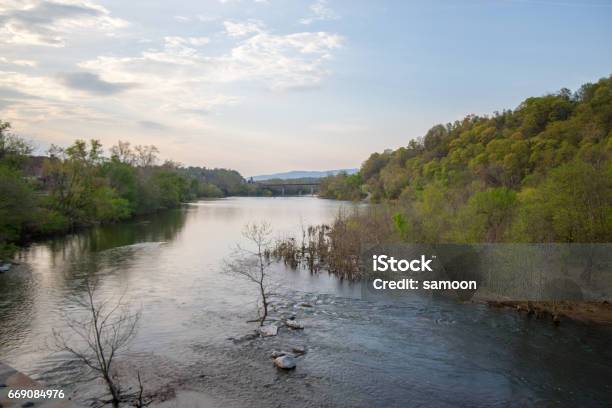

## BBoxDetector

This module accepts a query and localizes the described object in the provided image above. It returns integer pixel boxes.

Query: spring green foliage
[0,132,250,259]
[321,76,612,243]
[319,172,364,200]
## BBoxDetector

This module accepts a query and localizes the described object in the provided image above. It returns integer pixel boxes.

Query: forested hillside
[320,76,611,243]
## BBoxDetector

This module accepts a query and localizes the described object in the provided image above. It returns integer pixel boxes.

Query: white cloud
[223,20,264,38]
[174,14,218,23]
[0,56,37,67]
[81,23,343,92]
[165,36,210,47]
[0,70,71,100]
[0,0,127,47]
[300,0,338,25]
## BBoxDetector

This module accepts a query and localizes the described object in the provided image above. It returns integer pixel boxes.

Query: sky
[1,0,611,176]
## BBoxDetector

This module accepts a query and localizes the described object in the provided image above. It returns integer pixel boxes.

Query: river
[1,197,611,407]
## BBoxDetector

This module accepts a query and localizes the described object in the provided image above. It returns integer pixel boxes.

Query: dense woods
[320,76,612,243]
[0,129,255,258]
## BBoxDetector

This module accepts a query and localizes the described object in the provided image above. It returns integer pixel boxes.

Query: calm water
[1,197,611,407]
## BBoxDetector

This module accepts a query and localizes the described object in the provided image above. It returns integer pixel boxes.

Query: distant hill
[251,169,358,181]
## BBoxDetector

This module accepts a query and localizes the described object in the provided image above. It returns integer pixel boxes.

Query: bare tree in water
[225,221,274,326]
[53,278,141,407]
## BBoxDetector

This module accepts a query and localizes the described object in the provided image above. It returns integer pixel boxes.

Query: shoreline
[482,299,612,325]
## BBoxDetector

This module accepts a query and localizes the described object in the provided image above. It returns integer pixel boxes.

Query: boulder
[273,355,296,369]
[259,325,278,337]
[285,319,304,330]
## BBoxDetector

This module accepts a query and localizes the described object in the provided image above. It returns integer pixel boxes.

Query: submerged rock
[299,303,313,308]
[270,350,294,359]
[291,346,306,355]
[273,355,296,369]
[270,350,286,358]
[259,325,278,337]
[285,319,304,330]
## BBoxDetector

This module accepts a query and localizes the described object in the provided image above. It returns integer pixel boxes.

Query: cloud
[80,24,343,92]
[300,0,338,25]
[0,70,70,100]
[174,14,218,23]
[56,72,135,95]
[0,70,113,124]
[0,85,40,100]
[0,0,127,47]
[0,56,37,67]
[223,20,264,38]
[164,36,210,47]
[138,120,168,130]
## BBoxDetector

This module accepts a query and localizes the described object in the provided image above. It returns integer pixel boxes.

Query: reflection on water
[1,197,611,407]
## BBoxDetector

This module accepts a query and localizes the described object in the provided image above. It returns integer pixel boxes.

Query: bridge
[254,181,320,196]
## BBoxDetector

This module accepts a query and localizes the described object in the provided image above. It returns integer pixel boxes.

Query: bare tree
[53,278,141,407]
[110,141,135,165]
[133,145,159,168]
[224,222,274,326]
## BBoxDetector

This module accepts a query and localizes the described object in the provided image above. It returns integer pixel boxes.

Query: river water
[1,197,611,407]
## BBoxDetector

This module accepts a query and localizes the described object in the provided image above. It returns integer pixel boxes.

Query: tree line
[320,76,611,243]
[0,128,263,259]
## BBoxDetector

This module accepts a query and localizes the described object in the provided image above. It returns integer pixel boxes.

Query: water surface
[1,197,611,407]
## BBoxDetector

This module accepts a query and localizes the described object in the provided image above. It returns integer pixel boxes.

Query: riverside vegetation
[278,76,612,322]
[0,127,271,261]
[318,76,611,244]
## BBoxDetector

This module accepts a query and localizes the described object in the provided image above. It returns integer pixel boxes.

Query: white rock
[259,325,278,337]
[273,355,296,369]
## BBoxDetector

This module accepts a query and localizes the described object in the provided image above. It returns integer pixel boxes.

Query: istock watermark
[369,251,477,293]
[361,244,612,302]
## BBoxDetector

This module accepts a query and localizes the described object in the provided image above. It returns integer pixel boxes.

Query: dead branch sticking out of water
[272,221,361,280]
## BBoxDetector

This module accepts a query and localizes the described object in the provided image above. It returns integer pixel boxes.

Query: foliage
[320,76,612,243]
[319,172,364,200]
[0,131,253,256]
[0,165,35,259]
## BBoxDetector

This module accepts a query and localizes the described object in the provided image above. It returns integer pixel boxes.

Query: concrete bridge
[255,181,320,196]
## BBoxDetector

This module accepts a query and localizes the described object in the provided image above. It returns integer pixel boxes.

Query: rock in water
[291,346,306,355]
[285,319,304,329]
[274,355,296,369]
[259,325,278,337]
[271,350,295,358]
[0,263,11,273]
[270,350,286,358]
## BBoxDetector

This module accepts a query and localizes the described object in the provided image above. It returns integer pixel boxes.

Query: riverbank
[484,299,612,325]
